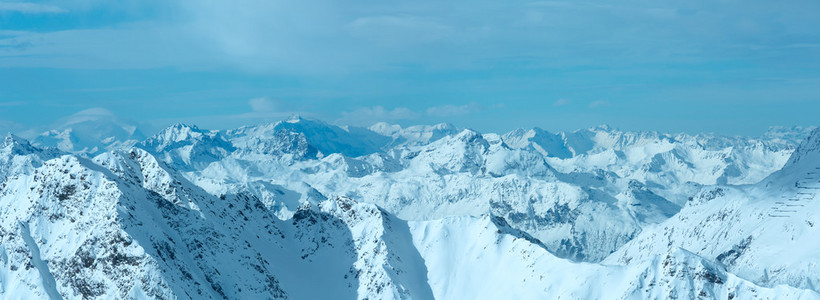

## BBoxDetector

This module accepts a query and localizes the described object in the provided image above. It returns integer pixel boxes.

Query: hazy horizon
[2,106,816,141]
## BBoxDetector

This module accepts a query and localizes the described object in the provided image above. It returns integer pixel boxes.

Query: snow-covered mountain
[369,122,460,148]
[139,123,235,170]
[1,143,455,299]
[30,108,146,156]
[34,117,790,263]
[502,125,797,187]
[0,134,61,182]
[227,116,391,160]
[164,118,800,262]
[0,117,817,299]
[412,215,817,299]
[607,128,820,292]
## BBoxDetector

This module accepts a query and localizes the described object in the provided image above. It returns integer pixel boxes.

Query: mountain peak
[141,123,207,151]
[157,122,204,135]
[140,123,235,164]
[3,132,28,147]
[285,114,305,123]
[268,117,389,157]
[763,125,818,148]
[275,116,332,130]
[2,133,40,156]
[429,122,457,131]
[784,127,820,167]
[370,122,459,147]
[589,124,615,132]
[164,122,201,132]
[368,122,403,135]
[454,128,483,142]
[501,127,574,158]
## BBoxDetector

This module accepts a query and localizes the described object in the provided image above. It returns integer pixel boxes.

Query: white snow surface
[0,118,817,299]
[169,119,799,262]
[608,128,820,291]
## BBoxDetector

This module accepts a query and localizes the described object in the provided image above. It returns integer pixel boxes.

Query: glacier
[0,117,818,299]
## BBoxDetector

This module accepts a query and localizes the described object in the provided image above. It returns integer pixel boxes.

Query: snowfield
[0,117,818,299]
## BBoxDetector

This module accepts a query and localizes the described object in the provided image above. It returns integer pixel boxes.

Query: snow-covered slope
[0,118,816,299]
[0,144,433,299]
[0,134,61,182]
[139,123,235,170]
[122,118,801,263]
[503,126,797,187]
[607,128,820,292]
[763,126,817,146]
[410,215,819,300]
[0,150,296,298]
[228,116,390,159]
[189,126,661,261]
[0,142,814,299]
[369,122,460,148]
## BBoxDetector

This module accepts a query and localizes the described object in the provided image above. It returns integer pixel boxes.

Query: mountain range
[1,115,818,299]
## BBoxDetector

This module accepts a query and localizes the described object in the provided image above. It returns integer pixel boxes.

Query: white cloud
[2,0,817,76]
[426,102,484,117]
[59,107,119,126]
[348,15,455,45]
[553,98,572,107]
[0,2,68,13]
[0,25,217,69]
[588,100,610,109]
[338,106,419,126]
[248,97,277,112]
[219,97,291,120]
[0,119,25,135]
[145,98,296,130]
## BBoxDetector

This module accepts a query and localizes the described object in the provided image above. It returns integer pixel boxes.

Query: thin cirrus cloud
[0,26,219,69]
[229,97,294,120]
[338,102,498,127]
[3,0,819,74]
[248,97,277,113]
[0,0,819,135]
[0,2,68,13]
[588,100,610,109]
[337,106,420,126]
[553,99,572,107]
[426,103,484,117]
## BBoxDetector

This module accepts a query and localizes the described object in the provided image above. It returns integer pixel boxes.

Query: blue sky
[1,0,819,136]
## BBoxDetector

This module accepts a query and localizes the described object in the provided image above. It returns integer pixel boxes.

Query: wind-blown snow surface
[0,118,817,299]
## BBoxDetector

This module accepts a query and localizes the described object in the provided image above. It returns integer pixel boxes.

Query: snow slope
[0,145,814,299]
[0,145,432,299]
[0,118,816,299]
[0,134,61,182]
[607,128,820,292]
[165,119,800,262]
[410,215,819,300]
